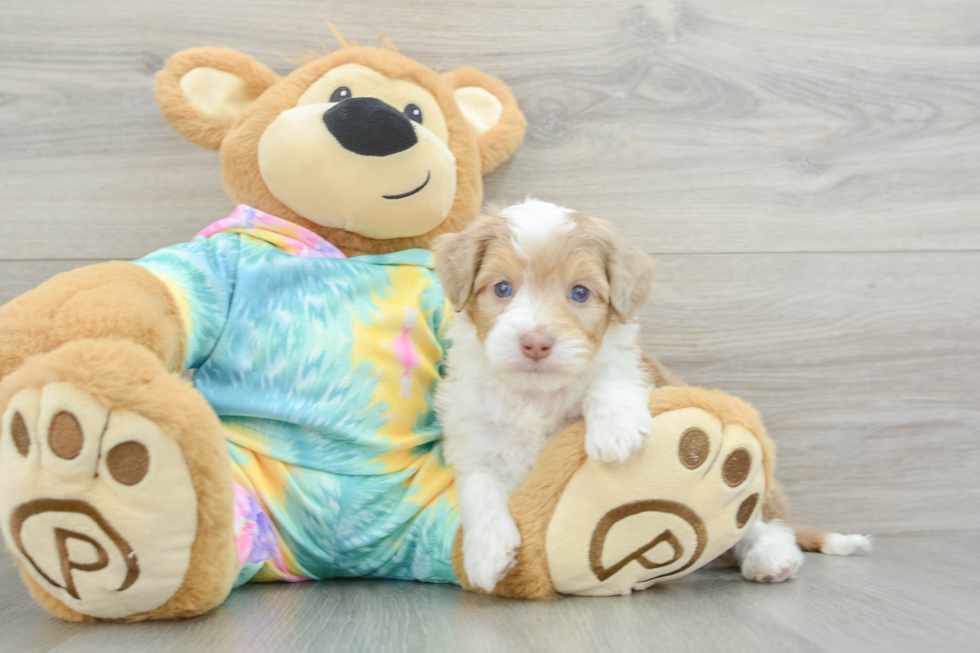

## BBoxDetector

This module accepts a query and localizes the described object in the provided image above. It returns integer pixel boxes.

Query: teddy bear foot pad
[458,386,775,599]
[0,381,199,619]
[0,339,237,622]
[545,397,767,596]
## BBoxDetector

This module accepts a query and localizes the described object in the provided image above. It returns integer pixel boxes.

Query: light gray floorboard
[2,532,977,653]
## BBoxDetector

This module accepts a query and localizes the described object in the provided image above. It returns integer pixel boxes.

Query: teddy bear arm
[0,261,186,380]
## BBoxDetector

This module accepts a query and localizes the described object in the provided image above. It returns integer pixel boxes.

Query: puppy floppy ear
[433,216,506,310]
[602,223,654,323]
[432,231,480,311]
[154,48,280,150]
[441,68,527,174]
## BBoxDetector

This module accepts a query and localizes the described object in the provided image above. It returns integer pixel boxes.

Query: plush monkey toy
[0,41,796,622]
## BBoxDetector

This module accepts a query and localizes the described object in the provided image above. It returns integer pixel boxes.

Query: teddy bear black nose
[322,97,418,157]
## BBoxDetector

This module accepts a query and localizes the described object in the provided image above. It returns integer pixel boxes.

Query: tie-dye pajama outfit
[135,205,459,587]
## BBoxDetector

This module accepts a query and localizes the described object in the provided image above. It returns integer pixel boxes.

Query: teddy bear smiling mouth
[382,170,431,200]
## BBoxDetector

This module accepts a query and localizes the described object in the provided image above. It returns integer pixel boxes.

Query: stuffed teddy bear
[0,40,811,623]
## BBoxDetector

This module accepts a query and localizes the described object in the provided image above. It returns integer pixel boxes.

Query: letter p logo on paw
[9,499,140,601]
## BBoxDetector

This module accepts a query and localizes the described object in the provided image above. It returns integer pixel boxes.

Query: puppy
[435,200,872,592]
[433,199,660,592]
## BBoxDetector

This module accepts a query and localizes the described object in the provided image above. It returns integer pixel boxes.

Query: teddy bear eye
[404,103,423,124]
[329,87,351,103]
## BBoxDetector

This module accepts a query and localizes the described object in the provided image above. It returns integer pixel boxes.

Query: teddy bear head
[154,42,526,255]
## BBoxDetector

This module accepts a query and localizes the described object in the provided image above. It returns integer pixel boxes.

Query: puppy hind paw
[740,542,804,583]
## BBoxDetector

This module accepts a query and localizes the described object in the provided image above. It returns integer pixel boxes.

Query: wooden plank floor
[1,0,978,650]
[4,532,979,653]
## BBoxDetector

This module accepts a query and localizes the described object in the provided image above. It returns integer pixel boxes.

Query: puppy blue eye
[571,285,590,303]
[494,282,513,298]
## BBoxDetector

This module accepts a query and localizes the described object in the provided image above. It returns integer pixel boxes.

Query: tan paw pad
[546,406,766,596]
[0,384,198,619]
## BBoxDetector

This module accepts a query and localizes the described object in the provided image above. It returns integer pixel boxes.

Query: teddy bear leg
[454,386,779,598]
[0,338,237,622]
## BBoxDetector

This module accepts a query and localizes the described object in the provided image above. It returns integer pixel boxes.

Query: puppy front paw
[585,396,652,464]
[463,517,522,593]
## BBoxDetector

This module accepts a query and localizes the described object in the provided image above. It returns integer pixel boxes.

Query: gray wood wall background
[1,0,978,539]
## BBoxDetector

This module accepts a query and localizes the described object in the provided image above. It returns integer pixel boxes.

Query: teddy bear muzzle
[323,97,419,158]
[257,99,457,240]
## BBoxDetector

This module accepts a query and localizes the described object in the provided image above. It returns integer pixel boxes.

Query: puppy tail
[793,524,873,556]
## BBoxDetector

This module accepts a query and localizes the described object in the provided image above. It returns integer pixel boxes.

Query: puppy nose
[322,97,418,157]
[520,332,555,360]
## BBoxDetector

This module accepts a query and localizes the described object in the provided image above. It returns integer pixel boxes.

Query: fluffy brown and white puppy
[433,199,661,591]
[435,200,872,593]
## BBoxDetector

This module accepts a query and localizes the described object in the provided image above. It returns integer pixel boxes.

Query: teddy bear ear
[442,68,527,174]
[154,48,280,150]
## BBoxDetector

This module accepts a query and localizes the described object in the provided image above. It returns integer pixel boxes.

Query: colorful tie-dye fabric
[233,483,305,586]
[197,204,346,259]
[135,205,459,586]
